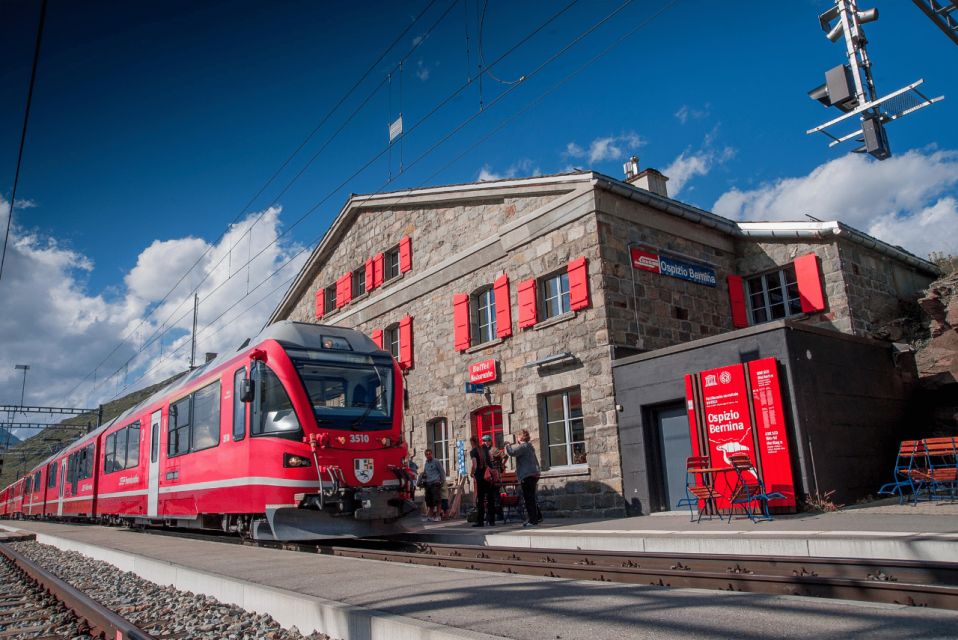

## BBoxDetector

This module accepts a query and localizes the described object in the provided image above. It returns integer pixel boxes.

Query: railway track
[0,535,156,640]
[258,537,958,610]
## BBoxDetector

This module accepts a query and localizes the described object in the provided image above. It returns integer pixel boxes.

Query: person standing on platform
[506,429,542,526]
[421,449,446,522]
[469,435,496,527]
[484,434,505,521]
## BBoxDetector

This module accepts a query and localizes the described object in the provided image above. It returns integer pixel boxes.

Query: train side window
[169,396,191,457]
[47,462,57,488]
[126,423,141,468]
[251,361,302,440]
[105,432,117,473]
[233,368,247,442]
[191,382,221,452]
[151,421,159,463]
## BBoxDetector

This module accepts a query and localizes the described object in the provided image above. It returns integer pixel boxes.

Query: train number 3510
[349,434,370,443]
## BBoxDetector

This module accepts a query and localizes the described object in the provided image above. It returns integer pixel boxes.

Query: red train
[0,322,419,540]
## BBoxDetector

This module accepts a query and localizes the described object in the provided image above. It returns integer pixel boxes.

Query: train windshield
[287,349,394,431]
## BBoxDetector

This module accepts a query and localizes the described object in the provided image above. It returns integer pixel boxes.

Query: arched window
[427,417,450,474]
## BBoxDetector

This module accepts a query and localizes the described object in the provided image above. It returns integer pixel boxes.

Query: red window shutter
[365,258,374,291]
[727,275,749,328]
[399,316,413,369]
[493,275,512,338]
[794,253,826,313]
[374,253,385,288]
[336,274,349,308]
[568,256,589,311]
[399,236,412,273]
[342,272,353,305]
[517,279,537,329]
[453,294,470,352]
[371,329,383,349]
[315,289,325,319]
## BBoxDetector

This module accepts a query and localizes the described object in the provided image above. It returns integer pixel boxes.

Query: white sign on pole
[389,114,403,142]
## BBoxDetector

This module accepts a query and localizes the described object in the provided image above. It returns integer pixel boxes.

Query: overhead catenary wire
[105,0,673,402]
[0,0,47,284]
[65,0,447,401]
[84,0,579,403]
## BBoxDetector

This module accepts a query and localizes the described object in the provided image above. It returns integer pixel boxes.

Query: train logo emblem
[354,458,374,483]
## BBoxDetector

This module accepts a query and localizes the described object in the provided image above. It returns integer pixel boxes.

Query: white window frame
[540,271,570,320]
[471,287,497,345]
[351,267,366,298]
[384,323,401,360]
[323,283,337,314]
[542,388,586,468]
[426,418,450,476]
[746,265,802,325]
[384,246,401,281]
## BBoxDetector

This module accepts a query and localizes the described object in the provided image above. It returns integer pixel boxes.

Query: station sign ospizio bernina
[468,359,498,384]
[630,246,717,287]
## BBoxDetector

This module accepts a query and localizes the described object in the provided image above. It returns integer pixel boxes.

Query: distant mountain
[0,428,21,449]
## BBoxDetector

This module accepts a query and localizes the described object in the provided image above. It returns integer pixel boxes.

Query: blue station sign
[630,246,717,288]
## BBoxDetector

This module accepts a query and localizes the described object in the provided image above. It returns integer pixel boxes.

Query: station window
[168,381,221,457]
[542,388,586,467]
[384,246,401,281]
[427,418,450,474]
[324,283,337,315]
[471,287,497,345]
[384,323,401,360]
[352,266,366,298]
[539,270,571,320]
[746,266,802,325]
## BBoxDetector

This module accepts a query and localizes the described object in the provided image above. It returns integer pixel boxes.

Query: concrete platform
[477,500,958,562]
[3,513,958,640]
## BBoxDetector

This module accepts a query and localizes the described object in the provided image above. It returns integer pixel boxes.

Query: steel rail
[0,540,156,640]
[278,539,958,610]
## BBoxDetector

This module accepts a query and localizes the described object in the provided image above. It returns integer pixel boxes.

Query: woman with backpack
[505,429,542,526]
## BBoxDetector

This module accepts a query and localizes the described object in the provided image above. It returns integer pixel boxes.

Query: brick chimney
[623,155,669,198]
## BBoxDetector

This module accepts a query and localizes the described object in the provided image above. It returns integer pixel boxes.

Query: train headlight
[283,454,311,468]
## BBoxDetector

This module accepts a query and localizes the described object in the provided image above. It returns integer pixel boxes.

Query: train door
[647,403,692,512]
[147,409,161,517]
[57,457,66,516]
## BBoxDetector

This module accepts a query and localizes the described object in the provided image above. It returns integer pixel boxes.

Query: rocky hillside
[916,269,958,388]
[0,373,184,489]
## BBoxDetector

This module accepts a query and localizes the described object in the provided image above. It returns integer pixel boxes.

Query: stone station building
[268,168,938,517]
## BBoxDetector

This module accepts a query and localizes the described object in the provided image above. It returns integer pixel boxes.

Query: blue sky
[1,0,957,422]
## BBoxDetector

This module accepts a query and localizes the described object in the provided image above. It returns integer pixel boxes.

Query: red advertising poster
[700,363,754,508]
[747,358,795,508]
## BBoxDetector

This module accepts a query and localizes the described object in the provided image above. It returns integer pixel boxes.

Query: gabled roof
[268,171,939,324]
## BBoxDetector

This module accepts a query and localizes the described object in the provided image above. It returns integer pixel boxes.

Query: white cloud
[712,148,958,256]
[0,198,307,424]
[564,132,643,165]
[477,158,541,182]
[674,104,710,124]
[415,59,429,82]
[663,144,735,197]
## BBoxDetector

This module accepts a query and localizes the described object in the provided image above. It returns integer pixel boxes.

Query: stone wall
[594,200,737,353]
[283,182,626,518]
[734,239,853,334]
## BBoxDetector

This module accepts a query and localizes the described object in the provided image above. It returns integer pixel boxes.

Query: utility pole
[189,293,198,370]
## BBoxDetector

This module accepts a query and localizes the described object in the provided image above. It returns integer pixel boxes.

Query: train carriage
[2,322,419,540]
